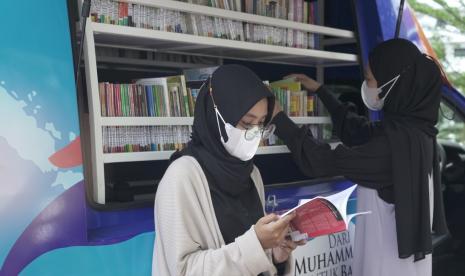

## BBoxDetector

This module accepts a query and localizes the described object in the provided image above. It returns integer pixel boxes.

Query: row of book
[99,65,324,153]
[90,0,317,49]
[91,0,245,41]
[99,76,201,117]
[102,126,192,153]
[268,78,318,117]
[244,0,317,49]
[99,66,318,118]
[102,125,286,153]
[101,126,291,153]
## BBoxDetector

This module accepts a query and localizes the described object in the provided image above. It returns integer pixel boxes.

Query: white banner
[287,223,355,276]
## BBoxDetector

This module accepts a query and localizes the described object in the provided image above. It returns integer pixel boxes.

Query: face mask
[214,107,261,161]
[361,74,400,111]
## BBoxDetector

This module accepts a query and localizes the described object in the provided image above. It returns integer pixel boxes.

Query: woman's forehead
[243,99,268,119]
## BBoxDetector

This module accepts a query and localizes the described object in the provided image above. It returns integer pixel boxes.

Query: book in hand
[279,184,370,241]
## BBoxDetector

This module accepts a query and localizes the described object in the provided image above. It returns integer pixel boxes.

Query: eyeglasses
[243,124,276,141]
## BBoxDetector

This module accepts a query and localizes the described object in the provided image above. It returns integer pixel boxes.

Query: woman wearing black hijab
[271,39,448,276]
[153,64,305,276]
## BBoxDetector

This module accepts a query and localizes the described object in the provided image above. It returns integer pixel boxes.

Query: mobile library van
[0,0,464,275]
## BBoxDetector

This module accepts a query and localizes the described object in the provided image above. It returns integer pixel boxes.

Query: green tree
[408,0,465,94]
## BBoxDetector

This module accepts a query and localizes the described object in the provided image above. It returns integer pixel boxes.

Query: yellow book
[270,78,302,92]
[307,95,315,116]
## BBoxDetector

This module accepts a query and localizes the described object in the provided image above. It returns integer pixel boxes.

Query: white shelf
[100,116,331,126]
[103,145,291,163]
[257,145,290,155]
[96,56,216,70]
[91,23,358,67]
[103,151,175,163]
[291,116,331,125]
[102,142,341,164]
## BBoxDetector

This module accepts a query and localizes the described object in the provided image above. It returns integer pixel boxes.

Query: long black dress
[273,85,432,275]
[271,39,448,276]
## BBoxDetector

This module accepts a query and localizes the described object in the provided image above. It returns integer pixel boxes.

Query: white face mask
[214,107,261,161]
[361,74,400,111]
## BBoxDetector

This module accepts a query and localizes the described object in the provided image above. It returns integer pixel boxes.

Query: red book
[279,185,370,241]
[109,83,114,117]
[116,85,121,116]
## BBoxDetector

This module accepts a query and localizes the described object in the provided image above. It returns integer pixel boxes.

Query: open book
[279,185,370,241]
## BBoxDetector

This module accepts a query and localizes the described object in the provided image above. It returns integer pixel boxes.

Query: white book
[159,126,164,151]
[155,8,161,30]
[177,126,183,149]
[223,0,230,10]
[134,4,139,28]
[208,16,214,37]
[102,0,108,23]
[198,15,205,36]
[190,14,198,35]
[103,127,108,153]
[219,17,225,38]
[163,126,168,151]
[228,19,235,40]
[235,0,241,11]
[110,126,115,153]
[128,3,133,26]
[145,5,150,29]
[152,126,158,151]
[140,5,145,28]
[309,33,315,49]
[148,6,153,30]
[302,91,306,116]
[167,126,171,150]
[145,126,150,150]
[90,0,98,20]
[138,126,143,151]
[245,23,251,42]
[181,12,188,33]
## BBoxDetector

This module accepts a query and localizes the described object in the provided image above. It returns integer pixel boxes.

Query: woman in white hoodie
[152,65,306,276]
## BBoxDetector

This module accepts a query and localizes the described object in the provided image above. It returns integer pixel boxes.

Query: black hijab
[171,64,275,244]
[369,39,448,260]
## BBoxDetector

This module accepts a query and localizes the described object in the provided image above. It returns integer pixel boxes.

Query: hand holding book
[255,212,308,265]
[279,185,371,241]
[284,74,322,93]
[255,212,295,249]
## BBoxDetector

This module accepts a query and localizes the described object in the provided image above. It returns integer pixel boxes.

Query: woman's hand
[272,238,307,264]
[255,213,296,249]
[285,74,322,93]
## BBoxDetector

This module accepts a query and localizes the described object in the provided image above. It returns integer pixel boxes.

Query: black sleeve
[271,112,392,190]
[316,86,375,147]
[274,261,286,276]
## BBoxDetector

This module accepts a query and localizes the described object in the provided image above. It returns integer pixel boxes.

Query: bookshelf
[82,0,358,204]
